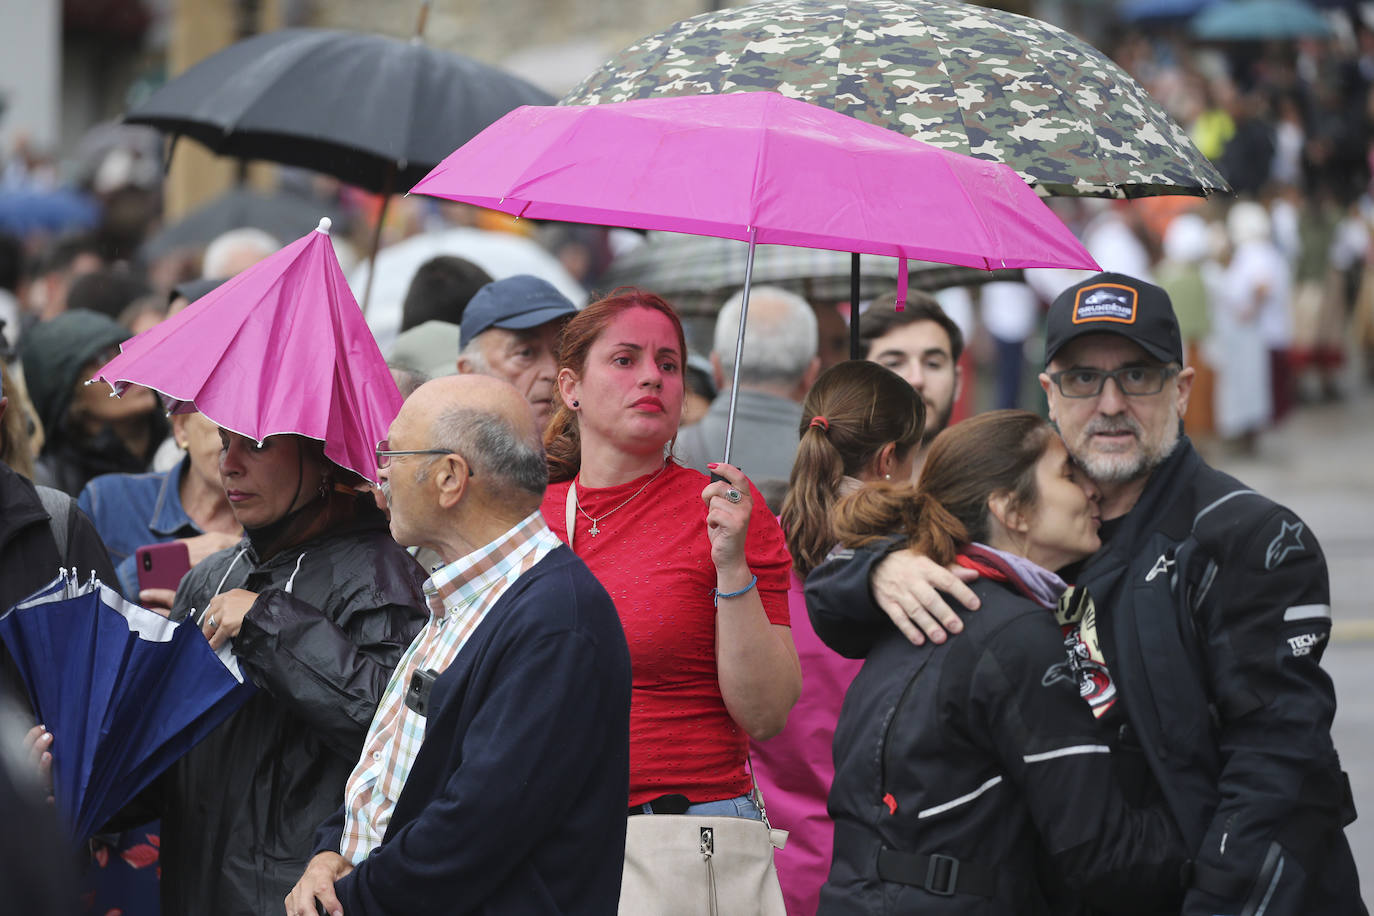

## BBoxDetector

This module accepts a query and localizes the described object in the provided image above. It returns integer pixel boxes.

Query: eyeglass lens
[1058,366,1171,398]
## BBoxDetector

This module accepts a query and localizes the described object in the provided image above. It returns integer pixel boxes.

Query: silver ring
[725,488,743,504]
[207,615,217,628]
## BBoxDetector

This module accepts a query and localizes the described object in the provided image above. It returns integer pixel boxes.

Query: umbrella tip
[315,217,332,235]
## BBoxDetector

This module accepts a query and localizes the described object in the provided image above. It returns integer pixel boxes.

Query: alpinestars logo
[1145,553,1175,583]
[1265,520,1306,570]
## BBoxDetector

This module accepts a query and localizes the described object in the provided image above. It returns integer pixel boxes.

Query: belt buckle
[925,854,960,896]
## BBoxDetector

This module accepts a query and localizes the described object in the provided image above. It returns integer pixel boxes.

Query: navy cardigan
[314,545,632,915]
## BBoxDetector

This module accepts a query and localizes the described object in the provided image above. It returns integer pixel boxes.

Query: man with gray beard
[806,273,1364,913]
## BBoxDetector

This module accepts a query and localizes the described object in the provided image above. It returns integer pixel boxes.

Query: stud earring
[571,400,580,408]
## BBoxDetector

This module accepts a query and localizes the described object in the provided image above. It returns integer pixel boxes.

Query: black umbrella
[140,186,344,262]
[124,6,553,309]
[125,27,552,194]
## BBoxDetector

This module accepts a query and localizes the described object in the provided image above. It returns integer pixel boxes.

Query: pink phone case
[135,541,192,594]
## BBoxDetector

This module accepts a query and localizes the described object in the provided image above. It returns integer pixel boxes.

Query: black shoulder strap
[35,485,73,560]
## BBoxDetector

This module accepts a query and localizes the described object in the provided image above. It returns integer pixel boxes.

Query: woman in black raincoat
[114,428,426,916]
[817,411,1189,915]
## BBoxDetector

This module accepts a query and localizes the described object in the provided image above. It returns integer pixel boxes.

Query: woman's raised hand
[701,462,753,574]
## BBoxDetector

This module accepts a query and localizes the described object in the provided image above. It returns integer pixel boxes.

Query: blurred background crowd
[2,1,1374,911]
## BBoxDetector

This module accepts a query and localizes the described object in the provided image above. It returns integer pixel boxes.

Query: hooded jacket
[136,498,427,916]
[20,309,164,495]
[817,546,1188,915]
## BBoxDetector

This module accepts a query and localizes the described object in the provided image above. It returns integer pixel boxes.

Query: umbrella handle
[719,227,757,468]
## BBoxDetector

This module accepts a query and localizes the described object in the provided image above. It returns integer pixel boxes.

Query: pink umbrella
[94,218,400,484]
[411,91,1097,463]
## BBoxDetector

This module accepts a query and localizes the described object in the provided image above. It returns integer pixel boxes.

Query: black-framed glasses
[1047,365,1180,399]
[375,439,474,476]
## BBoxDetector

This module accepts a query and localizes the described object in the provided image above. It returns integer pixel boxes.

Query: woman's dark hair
[544,288,687,483]
[780,361,924,577]
[834,410,1054,566]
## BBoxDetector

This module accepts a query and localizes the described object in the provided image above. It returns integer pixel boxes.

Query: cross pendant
[589,520,600,537]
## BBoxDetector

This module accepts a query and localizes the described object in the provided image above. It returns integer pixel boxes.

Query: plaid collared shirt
[338,510,561,864]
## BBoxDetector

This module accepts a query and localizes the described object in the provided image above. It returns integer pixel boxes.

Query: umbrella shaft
[721,228,757,467]
[850,252,861,360]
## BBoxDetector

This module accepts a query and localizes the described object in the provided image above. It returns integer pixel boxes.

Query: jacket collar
[705,387,803,426]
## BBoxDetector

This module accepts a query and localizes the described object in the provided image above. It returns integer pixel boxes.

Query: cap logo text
[1072,284,1137,325]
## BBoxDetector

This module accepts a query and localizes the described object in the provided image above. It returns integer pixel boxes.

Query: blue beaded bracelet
[713,574,758,607]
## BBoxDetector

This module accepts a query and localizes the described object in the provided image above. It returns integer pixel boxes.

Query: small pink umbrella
[94,218,400,484]
[411,91,1098,463]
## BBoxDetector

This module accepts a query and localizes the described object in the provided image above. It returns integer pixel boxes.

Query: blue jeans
[634,793,762,820]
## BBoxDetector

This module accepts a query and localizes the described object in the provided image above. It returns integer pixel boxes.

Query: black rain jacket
[133,499,427,916]
[817,563,1188,915]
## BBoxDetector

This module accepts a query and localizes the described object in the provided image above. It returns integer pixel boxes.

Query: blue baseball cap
[459,275,577,348]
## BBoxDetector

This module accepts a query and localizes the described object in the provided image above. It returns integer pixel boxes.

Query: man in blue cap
[455,275,577,426]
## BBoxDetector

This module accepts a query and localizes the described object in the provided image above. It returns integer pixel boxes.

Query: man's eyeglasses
[1047,365,1180,399]
[375,439,474,476]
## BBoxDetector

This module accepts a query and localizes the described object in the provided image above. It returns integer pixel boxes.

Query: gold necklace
[576,461,667,537]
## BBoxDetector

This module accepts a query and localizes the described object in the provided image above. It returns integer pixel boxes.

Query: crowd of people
[0,13,1372,916]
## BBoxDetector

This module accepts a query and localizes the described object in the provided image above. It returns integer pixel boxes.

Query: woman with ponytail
[819,411,1190,915]
[754,360,923,915]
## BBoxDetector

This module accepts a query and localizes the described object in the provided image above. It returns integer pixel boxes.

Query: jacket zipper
[879,654,931,815]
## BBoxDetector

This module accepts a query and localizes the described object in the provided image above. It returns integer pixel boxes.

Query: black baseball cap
[459,275,577,348]
[1043,272,1183,368]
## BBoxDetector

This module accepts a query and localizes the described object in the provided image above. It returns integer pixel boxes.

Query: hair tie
[809,416,829,431]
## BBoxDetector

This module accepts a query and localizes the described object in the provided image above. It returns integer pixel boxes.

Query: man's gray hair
[202,228,280,278]
[425,405,547,498]
[713,286,817,386]
[457,333,490,374]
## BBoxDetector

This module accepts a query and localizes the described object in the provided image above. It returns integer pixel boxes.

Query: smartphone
[135,541,192,594]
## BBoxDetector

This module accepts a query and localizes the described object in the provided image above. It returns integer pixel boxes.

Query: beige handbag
[618,790,790,916]
[563,486,790,914]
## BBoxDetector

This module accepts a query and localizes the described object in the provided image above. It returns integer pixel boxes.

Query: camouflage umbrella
[565,0,1229,200]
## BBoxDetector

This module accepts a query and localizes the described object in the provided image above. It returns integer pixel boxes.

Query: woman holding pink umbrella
[541,290,800,842]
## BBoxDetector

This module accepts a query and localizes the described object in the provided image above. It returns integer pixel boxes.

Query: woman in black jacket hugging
[817,410,1189,915]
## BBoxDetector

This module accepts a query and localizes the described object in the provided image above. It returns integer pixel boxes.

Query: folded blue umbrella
[0,570,255,841]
